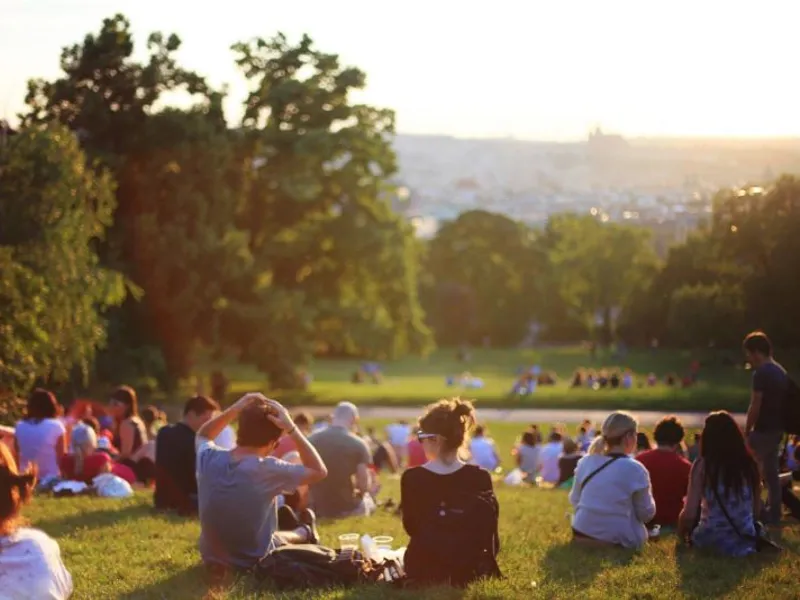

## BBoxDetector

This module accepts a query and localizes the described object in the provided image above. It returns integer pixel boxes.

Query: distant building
[587,126,628,154]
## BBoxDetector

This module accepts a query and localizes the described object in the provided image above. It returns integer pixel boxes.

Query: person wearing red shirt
[637,416,691,527]
[406,437,426,468]
[60,425,112,483]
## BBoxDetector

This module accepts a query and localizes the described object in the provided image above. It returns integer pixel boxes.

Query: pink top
[407,439,426,468]
[271,434,297,459]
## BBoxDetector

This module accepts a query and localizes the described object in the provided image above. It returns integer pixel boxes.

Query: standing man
[744,331,788,525]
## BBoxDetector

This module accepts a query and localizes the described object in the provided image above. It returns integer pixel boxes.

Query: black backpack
[783,377,800,435]
[404,489,502,587]
[254,544,391,590]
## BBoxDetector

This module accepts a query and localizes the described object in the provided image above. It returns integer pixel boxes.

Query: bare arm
[196,393,264,447]
[746,391,762,434]
[266,400,327,485]
[679,459,705,541]
[356,463,372,495]
[55,433,66,467]
[119,421,136,459]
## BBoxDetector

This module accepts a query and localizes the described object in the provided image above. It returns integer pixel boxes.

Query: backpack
[253,544,392,590]
[783,377,800,435]
[404,488,502,587]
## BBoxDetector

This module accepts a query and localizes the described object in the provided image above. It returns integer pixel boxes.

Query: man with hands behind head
[195,393,328,570]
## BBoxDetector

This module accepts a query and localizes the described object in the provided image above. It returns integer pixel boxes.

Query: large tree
[21,15,244,387]
[541,214,658,344]
[229,33,433,386]
[0,125,126,420]
[423,210,541,345]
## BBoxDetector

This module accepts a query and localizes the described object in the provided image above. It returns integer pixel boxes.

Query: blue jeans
[749,430,783,523]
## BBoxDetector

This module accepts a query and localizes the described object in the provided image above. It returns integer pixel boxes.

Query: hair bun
[453,399,475,418]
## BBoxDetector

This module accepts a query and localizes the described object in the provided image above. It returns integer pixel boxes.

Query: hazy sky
[2,0,799,140]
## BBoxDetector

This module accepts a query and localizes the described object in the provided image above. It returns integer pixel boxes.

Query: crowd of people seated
[2,331,798,597]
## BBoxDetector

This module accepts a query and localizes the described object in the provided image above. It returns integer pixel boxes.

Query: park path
[297,406,745,427]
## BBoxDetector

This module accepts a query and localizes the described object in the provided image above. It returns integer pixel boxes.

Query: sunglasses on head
[416,430,437,442]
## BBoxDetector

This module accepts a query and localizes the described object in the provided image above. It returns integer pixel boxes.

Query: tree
[230,33,433,386]
[0,125,126,418]
[424,210,541,345]
[666,284,746,348]
[21,15,242,387]
[541,214,658,344]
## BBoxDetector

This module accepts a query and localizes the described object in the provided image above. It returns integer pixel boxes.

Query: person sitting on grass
[570,411,656,548]
[60,424,136,485]
[107,386,150,482]
[196,394,327,571]
[309,402,376,518]
[154,395,220,515]
[538,430,564,485]
[636,432,653,455]
[469,425,501,472]
[678,411,760,557]
[401,398,500,587]
[515,431,540,483]
[0,442,73,599]
[14,389,66,483]
[637,416,691,528]
[557,437,583,488]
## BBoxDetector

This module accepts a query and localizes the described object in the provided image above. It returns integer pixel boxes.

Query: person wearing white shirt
[538,432,564,484]
[14,389,67,482]
[570,411,656,548]
[469,426,500,471]
[0,443,73,600]
[386,421,412,465]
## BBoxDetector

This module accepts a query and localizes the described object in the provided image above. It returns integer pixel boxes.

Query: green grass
[190,346,757,413]
[27,479,800,599]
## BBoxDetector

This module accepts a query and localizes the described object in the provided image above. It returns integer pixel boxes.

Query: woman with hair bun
[0,443,73,599]
[569,411,656,548]
[401,398,501,587]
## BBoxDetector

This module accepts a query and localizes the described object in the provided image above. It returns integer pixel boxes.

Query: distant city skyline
[3,0,799,140]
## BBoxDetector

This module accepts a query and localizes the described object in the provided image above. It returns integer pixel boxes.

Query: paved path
[298,406,745,427]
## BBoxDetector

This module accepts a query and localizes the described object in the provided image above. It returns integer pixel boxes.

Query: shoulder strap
[579,455,623,491]
[711,486,749,541]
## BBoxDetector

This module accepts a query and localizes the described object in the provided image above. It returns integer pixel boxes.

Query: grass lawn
[188,346,760,413]
[28,484,800,599]
[26,422,800,599]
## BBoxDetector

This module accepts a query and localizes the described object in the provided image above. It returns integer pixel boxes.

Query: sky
[2,0,799,140]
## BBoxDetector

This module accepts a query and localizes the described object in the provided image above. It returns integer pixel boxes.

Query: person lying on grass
[196,394,328,571]
[0,441,73,599]
[569,411,656,548]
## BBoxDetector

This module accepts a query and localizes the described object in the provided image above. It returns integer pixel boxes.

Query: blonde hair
[71,424,98,476]
[588,411,638,455]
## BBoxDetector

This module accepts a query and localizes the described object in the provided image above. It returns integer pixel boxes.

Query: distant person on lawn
[637,416,691,527]
[469,425,501,471]
[196,394,327,570]
[154,396,220,515]
[538,431,564,485]
[309,402,376,518]
[743,331,788,524]
[0,443,73,599]
[570,411,656,548]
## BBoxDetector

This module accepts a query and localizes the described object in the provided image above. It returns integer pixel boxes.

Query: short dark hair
[111,386,138,418]
[183,396,220,417]
[26,389,58,421]
[293,411,312,428]
[549,431,563,443]
[237,402,282,447]
[141,405,161,427]
[653,415,685,446]
[521,431,536,446]
[743,331,772,357]
[475,425,486,437]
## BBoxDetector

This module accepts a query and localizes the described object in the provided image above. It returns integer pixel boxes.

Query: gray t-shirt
[309,426,371,518]
[196,439,306,568]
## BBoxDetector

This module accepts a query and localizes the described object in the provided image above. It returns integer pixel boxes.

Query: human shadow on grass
[675,540,778,598]
[34,504,154,538]
[541,541,635,588]
[117,564,212,600]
